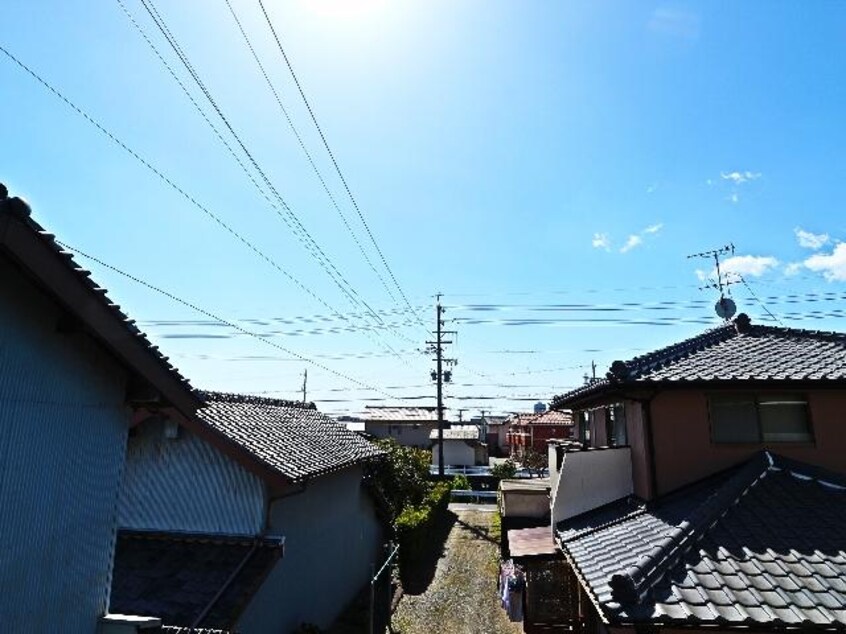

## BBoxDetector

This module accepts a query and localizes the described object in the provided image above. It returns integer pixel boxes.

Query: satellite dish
[715,297,737,320]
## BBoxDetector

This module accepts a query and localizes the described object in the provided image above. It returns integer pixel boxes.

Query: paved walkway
[392,509,522,634]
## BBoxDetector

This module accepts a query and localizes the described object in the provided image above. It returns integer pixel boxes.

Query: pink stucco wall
[649,388,846,496]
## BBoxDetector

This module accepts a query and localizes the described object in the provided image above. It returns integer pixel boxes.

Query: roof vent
[733,313,752,334]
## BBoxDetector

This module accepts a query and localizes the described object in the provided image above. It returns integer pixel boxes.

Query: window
[709,394,812,443]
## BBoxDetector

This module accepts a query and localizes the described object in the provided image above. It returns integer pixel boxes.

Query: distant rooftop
[364,405,445,422]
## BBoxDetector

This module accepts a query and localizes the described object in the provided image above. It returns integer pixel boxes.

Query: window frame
[707,392,815,445]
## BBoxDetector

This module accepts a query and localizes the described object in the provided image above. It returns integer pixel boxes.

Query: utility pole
[302,369,308,404]
[426,294,457,477]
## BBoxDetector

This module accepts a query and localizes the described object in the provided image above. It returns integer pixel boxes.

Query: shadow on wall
[399,510,458,595]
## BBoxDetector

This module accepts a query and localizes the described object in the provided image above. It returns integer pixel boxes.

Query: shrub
[491,459,517,479]
[395,482,451,581]
[451,473,471,490]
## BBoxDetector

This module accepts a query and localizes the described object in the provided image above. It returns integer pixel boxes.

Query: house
[481,414,510,456]
[0,186,200,632]
[113,391,387,632]
[507,409,574,459]
[363,405,445,448]
[430,424,487,466]
[521,314,846,632]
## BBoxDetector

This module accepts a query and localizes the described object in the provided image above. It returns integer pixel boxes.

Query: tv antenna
[687,243,738,321]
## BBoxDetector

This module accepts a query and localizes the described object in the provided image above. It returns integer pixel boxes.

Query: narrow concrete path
[392,509,522,634]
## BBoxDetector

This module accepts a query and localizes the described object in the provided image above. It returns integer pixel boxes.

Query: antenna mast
[687,243,738,321]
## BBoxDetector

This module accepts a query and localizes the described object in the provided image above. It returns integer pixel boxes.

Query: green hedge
[395,482,452,583]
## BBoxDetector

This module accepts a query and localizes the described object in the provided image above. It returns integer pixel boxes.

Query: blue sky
[3,1,846,416]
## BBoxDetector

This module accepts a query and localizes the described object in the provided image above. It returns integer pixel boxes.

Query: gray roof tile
[553,316,846,408]
[197,391,385,483]
[556,452,846,628]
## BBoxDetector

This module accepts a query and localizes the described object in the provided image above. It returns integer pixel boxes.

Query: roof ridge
[748,322,846,343]
[621,323,736,379]
[198,390,316,410]
[608,452,771,605]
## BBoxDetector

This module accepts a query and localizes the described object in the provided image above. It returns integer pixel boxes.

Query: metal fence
[370,543,399,634]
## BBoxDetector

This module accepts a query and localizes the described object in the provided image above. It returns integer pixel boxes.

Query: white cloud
[592,233,610,250]
[804,243,846,282]
[620,235,643,253]
[646,183,658,194]
[728,192,739,204]
[720,255,779,278]
[784,262,803,276]
[721,171,761,185]
[644,223,663,234]
[795,227,829,250]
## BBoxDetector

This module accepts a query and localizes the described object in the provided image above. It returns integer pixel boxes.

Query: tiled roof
[363,406,442,422]
[511,410,573,427]
[197,391,385,483]
[429,425,480,440]
[0,186,199,413]
[111,531,282,630]
[553,315,846,408]
[556,452,846,628]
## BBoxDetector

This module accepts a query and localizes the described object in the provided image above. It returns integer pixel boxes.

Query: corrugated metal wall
[118,420,266,536]
[0,257,130,633]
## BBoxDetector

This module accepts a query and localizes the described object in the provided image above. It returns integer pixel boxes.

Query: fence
[370,543,399,634]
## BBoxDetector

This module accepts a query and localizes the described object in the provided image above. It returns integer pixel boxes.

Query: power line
[221,0,397,305]
[256,0,427,330]
[128,0,417,351]
[55,239,403,399]
[0,40,413,369]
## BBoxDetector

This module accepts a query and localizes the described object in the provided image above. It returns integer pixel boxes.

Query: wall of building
[364,421,435,448]
[432,439,475,466]
[551,447,633,525]
[118,420,266,535]
[650,388,846,496]
[623,401,653,500]
[0,256,129,632]
[237,464,384,633]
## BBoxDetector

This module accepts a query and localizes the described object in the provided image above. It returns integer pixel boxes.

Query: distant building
[507,409,574,459]
[430,425,487,467]
[363,405,446,448]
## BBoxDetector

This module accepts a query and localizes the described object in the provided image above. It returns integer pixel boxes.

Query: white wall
[118,421,266,535]
[431,440,475,466]
[551,448,633,526]
[365,422,435,448]
[237,464,384,633]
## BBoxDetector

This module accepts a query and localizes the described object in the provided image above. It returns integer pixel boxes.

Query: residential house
[481,414,510,456]
[525,314,846,632]
[0,186,200,632]
[363,405,445,448]
[430,424,487,466]
[507,409,574,459]
[113,391,387,632]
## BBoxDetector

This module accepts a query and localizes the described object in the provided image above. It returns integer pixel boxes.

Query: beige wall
[650,388,846,495]
[623,400,653,500]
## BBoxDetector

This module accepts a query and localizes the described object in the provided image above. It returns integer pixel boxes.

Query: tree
[521,448,548,478]
[365,438,432,520]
